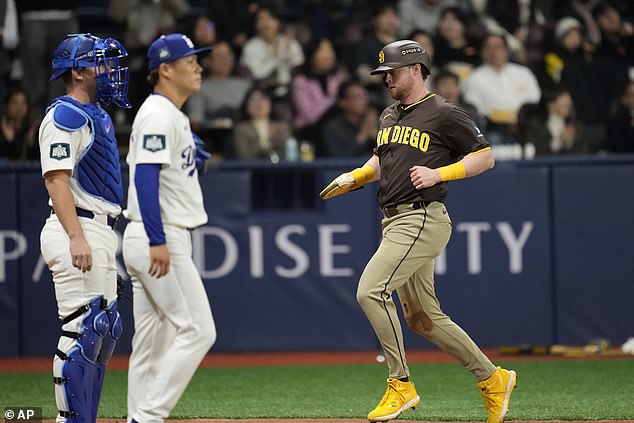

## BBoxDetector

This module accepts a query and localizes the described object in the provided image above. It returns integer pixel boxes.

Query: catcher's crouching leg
[92,299,123,421]
[54,296,109,423]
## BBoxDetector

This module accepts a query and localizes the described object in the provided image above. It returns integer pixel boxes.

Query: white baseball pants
[40,215,118,423]
[123,221,216,423]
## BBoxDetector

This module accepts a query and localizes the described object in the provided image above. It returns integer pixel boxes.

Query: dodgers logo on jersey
[143,134,166,152]
[50,143,70,160]
[181,146,196,176]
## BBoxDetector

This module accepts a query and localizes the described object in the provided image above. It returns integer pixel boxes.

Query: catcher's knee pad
[91,300,123,421]
[54,296,109,422]
[98,300,123,365]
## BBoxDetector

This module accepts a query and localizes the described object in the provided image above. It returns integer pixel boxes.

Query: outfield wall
[1,156,633,356]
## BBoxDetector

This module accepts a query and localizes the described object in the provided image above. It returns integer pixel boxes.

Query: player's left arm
[409,147,494,190]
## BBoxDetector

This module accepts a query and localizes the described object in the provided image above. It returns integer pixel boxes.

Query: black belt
[381,201,433,219]
[51,207,118,228]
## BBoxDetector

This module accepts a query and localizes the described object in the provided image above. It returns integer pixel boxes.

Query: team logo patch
[378,50,385,64]
[158,47,170,60]
[49,143,70,160]
[143,134,166,152]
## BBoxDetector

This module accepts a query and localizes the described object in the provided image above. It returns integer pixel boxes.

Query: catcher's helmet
[370,40,431,76]
[50,33,131,108]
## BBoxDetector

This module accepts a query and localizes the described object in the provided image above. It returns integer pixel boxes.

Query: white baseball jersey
[124,94,208,228]
[39,108,122,217]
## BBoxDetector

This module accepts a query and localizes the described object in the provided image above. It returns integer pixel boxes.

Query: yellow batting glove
[320,164,375,200]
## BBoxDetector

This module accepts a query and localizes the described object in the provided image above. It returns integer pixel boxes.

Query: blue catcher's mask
[50,33,131,109]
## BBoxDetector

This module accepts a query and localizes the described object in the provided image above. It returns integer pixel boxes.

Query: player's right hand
[70,236,92,273]
[319,172,356,200]
[149,244,170,278]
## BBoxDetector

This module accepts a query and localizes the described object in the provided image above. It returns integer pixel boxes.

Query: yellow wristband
[437,162,466,182]
[350,164,375,186]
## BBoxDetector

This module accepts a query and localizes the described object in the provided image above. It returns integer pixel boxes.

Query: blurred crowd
[1,0,633,164]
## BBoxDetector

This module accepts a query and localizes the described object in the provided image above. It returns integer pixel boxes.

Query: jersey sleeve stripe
[466,146,491,156]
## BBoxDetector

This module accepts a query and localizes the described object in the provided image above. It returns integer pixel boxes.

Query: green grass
[2,360,634,420]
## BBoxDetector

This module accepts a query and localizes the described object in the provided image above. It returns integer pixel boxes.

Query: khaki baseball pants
[357,201,497,381]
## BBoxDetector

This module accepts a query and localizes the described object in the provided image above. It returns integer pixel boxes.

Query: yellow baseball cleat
[367,378,420,422]
[477,366,517,423]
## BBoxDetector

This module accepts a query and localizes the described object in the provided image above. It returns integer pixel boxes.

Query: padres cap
[147,33,212,72]
[370,39,431,76]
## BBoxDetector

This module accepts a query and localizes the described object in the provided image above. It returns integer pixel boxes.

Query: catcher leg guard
[92,300,123,421]
[54,296,109,422]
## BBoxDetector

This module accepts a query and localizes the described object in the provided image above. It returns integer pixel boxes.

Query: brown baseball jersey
[374,93,490,208]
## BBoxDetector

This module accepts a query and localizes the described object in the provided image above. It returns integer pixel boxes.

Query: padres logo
[378,50,385,64]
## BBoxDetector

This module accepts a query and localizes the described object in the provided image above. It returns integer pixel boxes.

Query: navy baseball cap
[147,33,211,71]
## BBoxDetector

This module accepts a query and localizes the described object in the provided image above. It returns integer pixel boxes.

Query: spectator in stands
[0,0,18,103]
[208,1,259,54]
[232,86,290,160]
[18,0,79,120]
[408,30,438,76]
[552,0,601,45]
[187,41,251,133]
[353,4,400,99]
[0,87,37,161]
[518,87,581,155]
[606,80,634,152]
[291,37,347,145]
[592,2,634,69]
[543,17,587,84]
[544,13,628,151]
[434,7,480,80]
[109,0,191,118]
[462,33,541,144]
[320,80,378,158]
[471,0,530,63]
[433,70,483,129]
[398,0,462,37]
[240,7,304,99]
[187,15,217,72]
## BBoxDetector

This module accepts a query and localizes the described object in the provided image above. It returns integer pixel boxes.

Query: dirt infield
[2,348,631,372]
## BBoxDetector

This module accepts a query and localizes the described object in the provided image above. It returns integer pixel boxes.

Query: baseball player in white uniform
[39,33,130,423]
[122,33,216,423]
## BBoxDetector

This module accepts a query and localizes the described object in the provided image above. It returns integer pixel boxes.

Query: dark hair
[238,84,273,120]
[407,29,433,41]
[591,1,614,19]
[61,69,74,86]
[337,79,364,100]
[2,87,31,116]
[439,6,469,27]
[1,87,34,156]
[534,85,571,120]
[370,3,398,19]
[480,33,508,50]
[433,70,459,85]
[146,70,160,87]
[300,37,336,75]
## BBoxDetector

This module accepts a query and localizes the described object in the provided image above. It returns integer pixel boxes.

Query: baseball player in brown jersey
[320,40,517,423]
